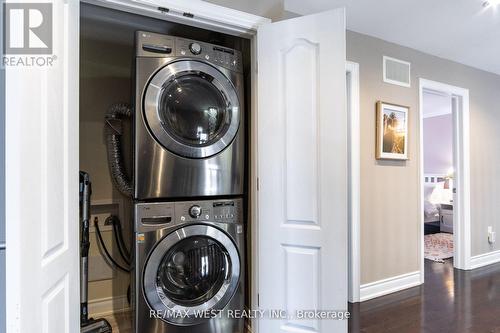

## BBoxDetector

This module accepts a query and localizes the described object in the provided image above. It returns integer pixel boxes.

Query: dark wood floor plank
[349,259,500,333]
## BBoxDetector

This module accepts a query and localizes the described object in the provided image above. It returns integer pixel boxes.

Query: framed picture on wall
[376,101,409,160]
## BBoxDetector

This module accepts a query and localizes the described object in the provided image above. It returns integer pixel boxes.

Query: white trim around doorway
[347,61,361,303]
[418,78,471,279]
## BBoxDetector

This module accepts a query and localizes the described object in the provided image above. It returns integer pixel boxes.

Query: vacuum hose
[105,103,133,197]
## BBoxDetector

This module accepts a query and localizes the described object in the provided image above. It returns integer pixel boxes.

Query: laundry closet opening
[80,3,252,332]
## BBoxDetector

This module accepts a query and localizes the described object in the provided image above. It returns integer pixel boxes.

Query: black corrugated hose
[105,103,133,197]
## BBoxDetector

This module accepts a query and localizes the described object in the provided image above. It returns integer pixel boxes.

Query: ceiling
[284,0,500,75]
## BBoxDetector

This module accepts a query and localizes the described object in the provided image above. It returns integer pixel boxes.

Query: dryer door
[143,60,240,158]
[143,224,240,325]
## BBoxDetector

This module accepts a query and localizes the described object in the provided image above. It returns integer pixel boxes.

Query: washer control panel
[136,199,243,232]
[174,199,243,224]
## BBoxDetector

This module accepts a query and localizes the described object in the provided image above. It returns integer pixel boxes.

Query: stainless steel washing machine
[134,31,245,200]
[134,198,245,333]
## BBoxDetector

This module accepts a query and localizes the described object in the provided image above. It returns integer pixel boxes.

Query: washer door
[143,60,240,158]
[143,224,240,325]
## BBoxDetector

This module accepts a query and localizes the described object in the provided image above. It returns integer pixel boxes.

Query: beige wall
[348,33,421,283]
[347,31,500,283]
[80,36,134,310]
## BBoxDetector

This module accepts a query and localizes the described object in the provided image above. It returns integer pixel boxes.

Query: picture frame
[376,101,409,160]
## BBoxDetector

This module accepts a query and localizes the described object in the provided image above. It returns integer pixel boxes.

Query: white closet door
[257,8,348,333]
[5,1,80,332]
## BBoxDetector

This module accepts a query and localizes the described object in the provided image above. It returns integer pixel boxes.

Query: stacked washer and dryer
[133,31,246,333]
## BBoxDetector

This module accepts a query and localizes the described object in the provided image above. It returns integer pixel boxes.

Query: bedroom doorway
[419,79,471,278]
[421,90,454,263]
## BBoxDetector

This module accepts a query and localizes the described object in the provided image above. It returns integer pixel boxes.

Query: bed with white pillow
[423,174,454,232]
[424,175,444,223]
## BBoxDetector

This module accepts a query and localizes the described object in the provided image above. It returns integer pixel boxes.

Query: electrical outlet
[104,214,114,226]
[488,226,496,244]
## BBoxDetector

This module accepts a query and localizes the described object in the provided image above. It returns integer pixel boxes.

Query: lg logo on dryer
[3,3,52,54]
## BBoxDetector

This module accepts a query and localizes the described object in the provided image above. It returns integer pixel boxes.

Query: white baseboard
[88,295,130,317]
[360,271,421,302]
[470,250,500,270]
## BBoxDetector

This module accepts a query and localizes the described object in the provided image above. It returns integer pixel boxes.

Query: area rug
[424,233,453,262]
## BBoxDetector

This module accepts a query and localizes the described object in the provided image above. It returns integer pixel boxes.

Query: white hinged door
[5,1,80,332]
[257,8,348,333]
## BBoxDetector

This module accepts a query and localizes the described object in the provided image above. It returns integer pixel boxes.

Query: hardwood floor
[97,259,500,333]
[349,259,500,333]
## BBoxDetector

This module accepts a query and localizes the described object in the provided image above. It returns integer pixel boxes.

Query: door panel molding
[257,9,347,333]
[5,2,80,332]
[282,38,320,227]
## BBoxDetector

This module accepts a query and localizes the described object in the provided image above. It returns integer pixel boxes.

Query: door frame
[346,62,361,303]
[5,1,270,332]
[418,78,471,277]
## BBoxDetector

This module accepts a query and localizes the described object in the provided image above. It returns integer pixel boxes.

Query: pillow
[424,185,434,200]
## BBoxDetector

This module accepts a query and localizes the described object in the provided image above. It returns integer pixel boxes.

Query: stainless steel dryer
[134,31,245,200]
[134,198,245,333]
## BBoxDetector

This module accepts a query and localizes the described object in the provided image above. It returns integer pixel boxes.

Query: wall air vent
[383,56,411,87]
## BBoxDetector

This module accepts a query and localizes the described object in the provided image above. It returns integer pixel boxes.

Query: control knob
[189,42,202,55]
[189,205,202,218]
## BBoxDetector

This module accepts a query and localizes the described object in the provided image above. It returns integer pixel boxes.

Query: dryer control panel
[136,31,243,73]
[175,37,243,73]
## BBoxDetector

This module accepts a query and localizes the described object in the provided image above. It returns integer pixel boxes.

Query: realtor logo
[3,3,53,55]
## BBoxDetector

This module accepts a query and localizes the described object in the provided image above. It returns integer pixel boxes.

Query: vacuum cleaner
[80,171,113,333]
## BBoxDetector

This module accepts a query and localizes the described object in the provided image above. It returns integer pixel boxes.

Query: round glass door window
[143,224,240,325]
[156,235,230,307]
[144,60,240,159]
[159,74,229,147]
